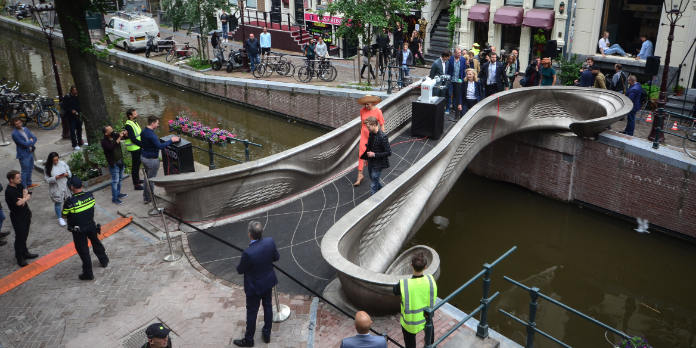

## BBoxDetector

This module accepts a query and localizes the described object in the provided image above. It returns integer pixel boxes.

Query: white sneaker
[74,146,81,150]
[83,142,88,146]
[58,218,66,226]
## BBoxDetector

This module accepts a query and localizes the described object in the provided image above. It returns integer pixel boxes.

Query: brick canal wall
[468,131,696,238]
[0,16,381,129]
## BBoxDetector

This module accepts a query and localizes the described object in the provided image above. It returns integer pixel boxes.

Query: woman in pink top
[354,95,385,186]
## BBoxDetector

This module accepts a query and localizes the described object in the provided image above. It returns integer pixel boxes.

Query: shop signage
[304,13,343,25]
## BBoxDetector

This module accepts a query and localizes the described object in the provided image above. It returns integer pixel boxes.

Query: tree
[327,0,423,86]
[161,0,233,60]
[55,0,109,146]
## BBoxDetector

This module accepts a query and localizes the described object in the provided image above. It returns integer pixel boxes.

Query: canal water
[3,30,695,348]
[0,33,325,166]
[408,172,696,347]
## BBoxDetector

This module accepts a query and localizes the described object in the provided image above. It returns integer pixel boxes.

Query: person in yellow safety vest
[471,43,481,56]
[393,252,437,348]
[123,108,144,191]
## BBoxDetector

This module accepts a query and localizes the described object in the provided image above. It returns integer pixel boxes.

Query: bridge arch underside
[179,86,630,314]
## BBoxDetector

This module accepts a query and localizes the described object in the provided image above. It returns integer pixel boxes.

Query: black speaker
[645,56,660,76]
[161,135,195,175]
[411,97,446,140]
[543,40,558,59]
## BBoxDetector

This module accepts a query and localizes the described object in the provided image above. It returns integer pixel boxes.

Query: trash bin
[161,135,194,175]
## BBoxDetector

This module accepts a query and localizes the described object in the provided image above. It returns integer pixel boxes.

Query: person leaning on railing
[139,116,180,204]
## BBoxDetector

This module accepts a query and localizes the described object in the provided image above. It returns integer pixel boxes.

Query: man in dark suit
[340,311,387,348]
[478,52,505,97]
[233,221,280,347]
[429,50,450,79]
[447,48,468,118]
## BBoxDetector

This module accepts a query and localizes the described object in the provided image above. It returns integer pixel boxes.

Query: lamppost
[648,0,689,149]
[31,0,63,98]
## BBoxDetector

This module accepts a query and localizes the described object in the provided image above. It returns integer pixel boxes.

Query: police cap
[145,323,171,339]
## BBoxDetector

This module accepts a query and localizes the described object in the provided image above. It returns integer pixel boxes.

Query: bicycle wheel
[252,64,267,79]
[165,49,175,62]
[187,47,200,59]
[277,61,291,76]
[297,66,312,83]
[319,66,338,82]
[38,107,59,130]
[263,63,274,78]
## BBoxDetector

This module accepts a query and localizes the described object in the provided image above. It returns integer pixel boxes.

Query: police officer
[142,322,172,348]
[393,252,437,348]
[63,176,109,280]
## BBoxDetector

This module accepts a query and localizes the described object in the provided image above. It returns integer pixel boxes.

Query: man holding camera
[101,125,128,204]
[63,176,109,280]
[5,170,38,267]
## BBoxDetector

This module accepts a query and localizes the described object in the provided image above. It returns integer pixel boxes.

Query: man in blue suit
[622,75,642,136]
[11,118,39,189]
[447,48,468,118]
[340,311,387,348]
[234,221,280,347]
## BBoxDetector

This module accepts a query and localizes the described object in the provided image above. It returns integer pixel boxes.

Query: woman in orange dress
[354,95,385,186]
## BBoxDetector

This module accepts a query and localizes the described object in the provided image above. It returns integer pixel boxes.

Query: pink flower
[168,120,174,125]
[220,136,226,141]
[212,128,219,132]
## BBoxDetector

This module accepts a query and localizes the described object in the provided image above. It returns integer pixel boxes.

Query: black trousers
[485,83,499,98]
[69,115,83,148]
[245,288,273,342]
[72,228,108,276]
[10,212,30,261]
[378,49,389,71]
[361,63,376,79]
[129,149,142,185]
[402,325,434,348]
[451,82,463,118]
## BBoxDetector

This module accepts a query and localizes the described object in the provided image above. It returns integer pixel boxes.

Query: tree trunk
[55,0,109,146]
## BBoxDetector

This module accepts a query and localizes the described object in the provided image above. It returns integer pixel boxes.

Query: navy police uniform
[62,177,108,279]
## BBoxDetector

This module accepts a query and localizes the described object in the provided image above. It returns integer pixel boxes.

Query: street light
[31,0,63,98]
[648,0,689,148]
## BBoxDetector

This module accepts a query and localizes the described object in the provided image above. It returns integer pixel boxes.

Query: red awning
[468,4,490,23]
[493,6,524,26]
[522,9,555,30]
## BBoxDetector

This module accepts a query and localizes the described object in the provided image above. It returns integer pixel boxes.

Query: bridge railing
[650,109,696,159]
[424,246,517,348]
[498,276,633,348]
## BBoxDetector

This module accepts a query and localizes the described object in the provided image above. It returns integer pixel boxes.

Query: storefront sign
[304,13,343,25]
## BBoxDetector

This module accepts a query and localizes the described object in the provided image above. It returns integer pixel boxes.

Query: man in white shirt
[260,27,271,56]
[598,31,627,57]
[315,37,329,58]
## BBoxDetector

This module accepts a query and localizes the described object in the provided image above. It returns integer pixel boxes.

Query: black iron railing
[498,276,633,348]
[424,246,517,348]
[243,8,302,32]
[650,109,696,158]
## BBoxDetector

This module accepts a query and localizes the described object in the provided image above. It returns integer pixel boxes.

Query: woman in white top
[44,152,72,226]
[458,68,483,115]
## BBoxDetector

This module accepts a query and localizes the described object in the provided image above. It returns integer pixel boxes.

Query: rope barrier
[163,211,405,348]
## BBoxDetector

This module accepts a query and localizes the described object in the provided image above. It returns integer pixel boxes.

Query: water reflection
[409,172,696,347]
[0,32,325,166]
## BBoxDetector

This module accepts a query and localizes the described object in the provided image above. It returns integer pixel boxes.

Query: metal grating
[121,319,176,348]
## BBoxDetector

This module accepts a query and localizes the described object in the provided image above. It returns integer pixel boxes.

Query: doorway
[474,21,489,46]
[500,25,521,55]
[601,0,660,55]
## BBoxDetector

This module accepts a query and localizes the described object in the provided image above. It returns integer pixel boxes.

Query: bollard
[387,66,393,94]
[272,286,291,322]
[207,141,216,170]
[424,308,434,347]
[0,124,10,146]
[244,141,250,161]
[476,263,492,338]
[526,287,540,348]
[141,168,181,262]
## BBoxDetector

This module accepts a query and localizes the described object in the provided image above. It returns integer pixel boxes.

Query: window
[108,19,114,28]
[534,0,555,8]
[505,0,523,6]
[478,0,491,4]
[246,0,257,8]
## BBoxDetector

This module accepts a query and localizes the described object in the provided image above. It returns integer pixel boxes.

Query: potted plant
[674,84,685,96]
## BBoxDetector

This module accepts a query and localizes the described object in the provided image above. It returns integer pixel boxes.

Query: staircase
[230,24,308,53]
[665,88,696,116]
[424,9,451,63]
[290,27,312,47]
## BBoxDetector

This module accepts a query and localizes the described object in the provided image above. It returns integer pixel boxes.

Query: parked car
[105,12,158,52]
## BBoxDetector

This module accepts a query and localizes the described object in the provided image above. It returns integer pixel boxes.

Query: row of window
[478,0,555,9]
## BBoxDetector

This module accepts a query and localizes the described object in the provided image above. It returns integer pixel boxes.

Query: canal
[0,32,325,166]
[3,30,695,348]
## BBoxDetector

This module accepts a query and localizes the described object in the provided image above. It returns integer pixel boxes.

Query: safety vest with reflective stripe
[400,274,437,334]
[124,119,141,152]
[62,191,96,231]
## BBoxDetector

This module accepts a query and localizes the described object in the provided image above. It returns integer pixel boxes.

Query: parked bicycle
[295,58,337,83]
[0,81,60,130]
[165,42,200,62]
[252,53,294,78]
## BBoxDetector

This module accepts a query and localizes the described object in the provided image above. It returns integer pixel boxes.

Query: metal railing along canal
[424,246,517,348]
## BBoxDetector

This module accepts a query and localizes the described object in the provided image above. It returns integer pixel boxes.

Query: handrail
[499,276,632,347]
[424,246,516,347]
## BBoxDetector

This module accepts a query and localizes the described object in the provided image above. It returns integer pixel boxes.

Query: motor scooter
[145,32,175,58]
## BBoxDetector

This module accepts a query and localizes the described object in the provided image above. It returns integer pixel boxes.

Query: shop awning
[493,6,524,26]
[522,9,555,30]
[468,4,490,23]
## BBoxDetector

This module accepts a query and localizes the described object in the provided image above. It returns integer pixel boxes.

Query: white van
[106,12,159,52]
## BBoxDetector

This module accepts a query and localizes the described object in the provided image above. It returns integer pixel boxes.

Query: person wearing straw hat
[354,95,385,187]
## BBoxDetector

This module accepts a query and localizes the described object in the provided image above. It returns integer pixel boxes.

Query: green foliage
[447,0,462,47]
[161,0,233,59]
[186,55,211,70]
[327,0,423,47]
[557,54,582,86]
[642,83,659,100]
